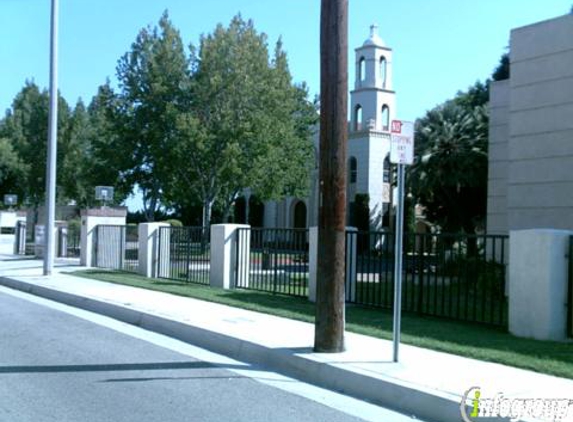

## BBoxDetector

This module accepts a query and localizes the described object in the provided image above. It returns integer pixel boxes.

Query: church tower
[350,24,396,132]
[347,25,396,229]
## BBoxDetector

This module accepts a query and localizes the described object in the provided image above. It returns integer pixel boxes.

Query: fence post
[509,229,572,341]
[308,227,318,302]
[139,222,169,278]
[80,208,127,267]
[210,224,250,289]
[235,227,251,288]
[14,221,27,255]
[346,227,358,302]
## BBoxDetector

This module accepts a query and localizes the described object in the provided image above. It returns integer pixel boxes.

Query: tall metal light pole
[44,0,59,276]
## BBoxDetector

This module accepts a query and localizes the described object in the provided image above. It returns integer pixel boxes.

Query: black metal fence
[235,228,308,297]
[346,231,509,326]
[157,226,210,285]
[93,224,139,272]
[567,236,573,337]
[67,224,81,257]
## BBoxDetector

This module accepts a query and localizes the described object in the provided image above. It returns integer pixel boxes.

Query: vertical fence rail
[123,225,138,272]
[236,228,308,297]
[92,224,99,267]
[92,225,138,273]
[567,236,573,337]
[157,226,210,285]
[346,231,508,327]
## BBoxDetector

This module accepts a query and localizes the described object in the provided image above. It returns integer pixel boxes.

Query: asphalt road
[0,288,418,422]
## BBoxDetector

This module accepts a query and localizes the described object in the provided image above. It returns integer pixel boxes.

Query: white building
[487,13,573,234]
[240,25,396,230]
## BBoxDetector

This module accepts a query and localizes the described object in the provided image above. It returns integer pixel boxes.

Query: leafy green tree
[170,16,316,225]
[408,82,489,235]
[58,99,91,204]
[114,11,191,221]
[0,136,28,202]
[78,81,133,207]
[492,52,510,81]
[1,82,71,222]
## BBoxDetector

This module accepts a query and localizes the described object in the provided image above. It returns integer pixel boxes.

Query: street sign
[390,120,414,165]
[389,119,414,363]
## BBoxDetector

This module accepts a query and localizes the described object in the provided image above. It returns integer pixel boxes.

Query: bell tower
[350,24,396,133]
[347,25,396,230]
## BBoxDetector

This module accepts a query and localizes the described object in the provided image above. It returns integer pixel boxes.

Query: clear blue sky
[2,0,571,122]
[1,1,571,210]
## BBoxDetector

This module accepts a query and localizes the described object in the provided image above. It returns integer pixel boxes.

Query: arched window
[380,57,387,88]
[359,57,366,82]
[383,154,391,183]
[355,105,363,131]
[381,105,390,131]
[293,201,307,229]
[349,157,358,184]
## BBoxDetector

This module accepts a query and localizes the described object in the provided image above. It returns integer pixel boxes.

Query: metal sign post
[390,120,414,363]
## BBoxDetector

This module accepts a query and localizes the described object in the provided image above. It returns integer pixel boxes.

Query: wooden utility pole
[314,0,348,353]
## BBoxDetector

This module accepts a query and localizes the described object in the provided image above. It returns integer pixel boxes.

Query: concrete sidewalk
[0,256,572,422]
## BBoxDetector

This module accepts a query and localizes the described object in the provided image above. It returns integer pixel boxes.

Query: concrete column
[139,223,169,278]
[509,229,572,341]
[210,224,250,289]
[309,226,357,303]
[80,208,127,267]
[34,225,57,258]
[0,211,17,255]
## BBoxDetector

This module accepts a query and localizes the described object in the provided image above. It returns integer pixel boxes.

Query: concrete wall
[487,81,510,234]
[487,14,573,233]
[509,229,571,341]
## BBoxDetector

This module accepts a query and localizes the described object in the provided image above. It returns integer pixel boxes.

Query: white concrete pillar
[34,225,57,258]
[80,208,127,267]
[139,223,169,278]
[210,224,250,289]
[509,229,572,341]
[0,211,17,255]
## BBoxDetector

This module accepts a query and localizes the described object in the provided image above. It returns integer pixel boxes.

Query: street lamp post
[44,0,59,275]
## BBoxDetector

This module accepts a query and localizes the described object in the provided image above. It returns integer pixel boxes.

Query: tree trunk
[314,0,348,353]
[201,198,214,253]
[202,198,214,228]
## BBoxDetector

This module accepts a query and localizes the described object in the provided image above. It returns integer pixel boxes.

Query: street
[0,288,417,422]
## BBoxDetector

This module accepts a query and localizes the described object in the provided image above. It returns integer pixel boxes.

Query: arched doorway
[249,196,265,228]
[234,197,246,223]
[293,201,307,229]
[233,195,264,227]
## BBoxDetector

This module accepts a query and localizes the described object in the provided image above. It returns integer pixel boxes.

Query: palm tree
[408,99,488,238]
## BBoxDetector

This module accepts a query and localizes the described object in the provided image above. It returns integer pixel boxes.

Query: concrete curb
[0,275,478,422]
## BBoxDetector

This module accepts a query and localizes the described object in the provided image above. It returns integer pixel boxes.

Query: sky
[2,0,572,121]
[1,0,571,209]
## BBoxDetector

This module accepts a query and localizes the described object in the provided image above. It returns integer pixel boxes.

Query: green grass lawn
[69,269,573,380]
